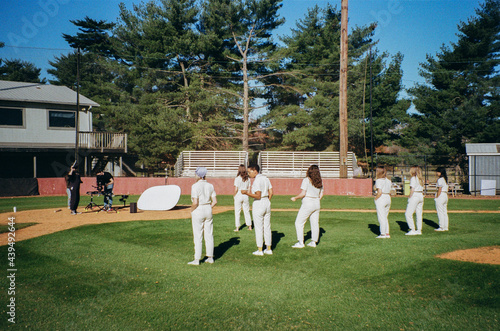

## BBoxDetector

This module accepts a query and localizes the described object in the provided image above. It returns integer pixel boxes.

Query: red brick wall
[37,177,372,196]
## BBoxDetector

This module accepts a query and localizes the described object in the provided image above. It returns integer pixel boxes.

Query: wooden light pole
[339,0,349,178]
[75,47,81,167]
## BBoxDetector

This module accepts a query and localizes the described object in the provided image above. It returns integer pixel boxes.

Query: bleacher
[258,151,360,178]
[174,151,249,178]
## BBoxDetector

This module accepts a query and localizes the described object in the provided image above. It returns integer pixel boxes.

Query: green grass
[1,194,499,214]
[0,208,498,330]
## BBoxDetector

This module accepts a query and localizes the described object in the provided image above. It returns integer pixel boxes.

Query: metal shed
[466,143,500,195]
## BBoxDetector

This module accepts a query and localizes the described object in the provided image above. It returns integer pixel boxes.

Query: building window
[0,107,24,127]
[48,110,75,128]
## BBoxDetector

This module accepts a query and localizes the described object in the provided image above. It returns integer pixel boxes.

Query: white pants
[405,193,424,231]
[435,193,449,230]
[234,193,252,228]
[191,205,214,260]
[252,198,272,248]
[375,194,391,235]
[295,197,320,243]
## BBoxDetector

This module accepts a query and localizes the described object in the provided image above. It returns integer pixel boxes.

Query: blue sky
[0,0,484,90]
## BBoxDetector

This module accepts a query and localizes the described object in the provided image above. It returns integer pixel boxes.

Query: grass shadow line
[271,231,285,250]
[214,237,240,260]
[304,227,326,243]
[396,221,410,233]
[368,224,380,236]
[424,218,439,229]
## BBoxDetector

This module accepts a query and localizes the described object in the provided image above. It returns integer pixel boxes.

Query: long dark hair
[237,164,249,182]
[436,167,448,183]
[307,165,323,189]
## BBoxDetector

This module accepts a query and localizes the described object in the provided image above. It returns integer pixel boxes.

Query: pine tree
[408,0,500,163]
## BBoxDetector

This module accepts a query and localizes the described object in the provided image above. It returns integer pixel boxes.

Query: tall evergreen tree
[408,0,500,163]
[263,4,408,158]
[0,59,46,83]
[200,0,285,151]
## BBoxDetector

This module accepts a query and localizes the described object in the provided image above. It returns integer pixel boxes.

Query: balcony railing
[79,132,127,153]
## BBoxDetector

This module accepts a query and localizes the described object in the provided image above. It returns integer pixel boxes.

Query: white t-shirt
[251,174,272,198]
[234,176,250,193]
[410,176,423,192]
[437,177,448,193]
[375,178,392,194]
[191,180,216,205]
[301,177,323,198]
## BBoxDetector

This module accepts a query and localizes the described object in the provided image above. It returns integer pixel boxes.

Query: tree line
[1,0,498,173]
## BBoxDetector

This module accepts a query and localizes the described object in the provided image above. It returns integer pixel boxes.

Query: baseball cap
[195,167,207,178]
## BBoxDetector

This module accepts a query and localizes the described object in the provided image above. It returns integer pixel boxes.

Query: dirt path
[1,206,498,265]
[0,205,232,246]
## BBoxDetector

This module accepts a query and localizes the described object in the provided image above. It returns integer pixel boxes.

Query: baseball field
[0,194,498,330]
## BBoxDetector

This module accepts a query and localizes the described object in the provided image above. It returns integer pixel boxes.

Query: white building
[0,80,127,178]
[466,143,500,195]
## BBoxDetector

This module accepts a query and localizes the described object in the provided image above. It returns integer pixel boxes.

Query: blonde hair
[376,166,387,179]
[410,166,423,186]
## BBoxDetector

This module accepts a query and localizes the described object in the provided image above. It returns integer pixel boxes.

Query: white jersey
[410,176,424,192]
[375,178,392,194]
[234,176,250,193]
[191,180,216,205]
[251,174,272,198]
[437,177,448,193]
[301,178,323,198]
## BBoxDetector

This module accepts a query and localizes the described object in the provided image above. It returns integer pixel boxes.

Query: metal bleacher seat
[258,151,358,178]
[175,151,249,177]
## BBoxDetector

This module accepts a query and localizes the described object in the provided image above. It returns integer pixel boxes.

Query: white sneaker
[435,228,448,231]
[307,241,317,247]
[205,257,214,264]
[264,249,273,255]
[406,230,418,236]
[376,234,389,239]
[292,242,305,248]
[187,260,200,265]
[415,230,422,235]
[252,250,264,256]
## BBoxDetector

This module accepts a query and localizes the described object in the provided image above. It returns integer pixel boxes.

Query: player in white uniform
[434,167,449,231]
[189,167,217,265]
[405,166,425,235]
[233,165,253,231]
[374,166,392,238]
[291,165,324,248]
[242,164,273,256]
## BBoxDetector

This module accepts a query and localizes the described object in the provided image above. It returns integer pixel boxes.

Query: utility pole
[75,47,81,167]
[369,45,374,179]
[339,0,349,178]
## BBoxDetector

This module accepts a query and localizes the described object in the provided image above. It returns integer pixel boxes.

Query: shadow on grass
[368,224,380,236]
[304,227,326,243]
[396,221,410,233]
[214,237,240,260]
[271,231,285,250]
[424,218,439,229]
[171,205,190,210]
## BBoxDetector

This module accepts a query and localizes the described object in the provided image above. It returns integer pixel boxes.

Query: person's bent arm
[191,197,199,212]
[291,189,306,202]
[211,195,217,208]
[268,188,273,200]
[242,190,261,200]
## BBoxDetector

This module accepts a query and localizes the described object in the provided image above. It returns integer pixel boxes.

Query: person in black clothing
[97,169,114,211]
[68,165,82,215]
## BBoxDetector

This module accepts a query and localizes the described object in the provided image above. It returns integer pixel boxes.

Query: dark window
[49,111,75,128]
[0,108,23,126]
